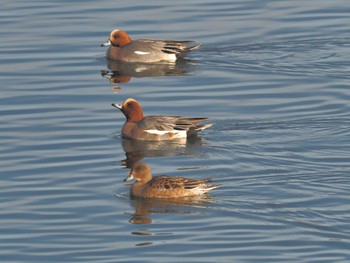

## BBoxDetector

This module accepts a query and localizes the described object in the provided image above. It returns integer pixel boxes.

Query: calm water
[1,0,350,262]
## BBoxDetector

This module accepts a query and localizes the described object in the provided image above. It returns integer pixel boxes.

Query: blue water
[1,0,350,262]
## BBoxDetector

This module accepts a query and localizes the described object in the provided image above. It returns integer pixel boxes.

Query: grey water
[1,0,350,262]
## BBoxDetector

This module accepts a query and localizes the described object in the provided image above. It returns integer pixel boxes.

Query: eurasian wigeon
[124,162,220,198]
[101,29,201,63]
[112,98,212,141]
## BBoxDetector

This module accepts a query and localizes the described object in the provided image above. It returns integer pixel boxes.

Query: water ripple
[1,0,350,262]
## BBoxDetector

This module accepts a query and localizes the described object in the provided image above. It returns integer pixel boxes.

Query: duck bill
[101,40,111,47]
[111,103,122,110]
[123,173,134,182]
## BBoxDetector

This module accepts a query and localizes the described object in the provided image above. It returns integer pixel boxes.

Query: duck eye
[127,103,133,108]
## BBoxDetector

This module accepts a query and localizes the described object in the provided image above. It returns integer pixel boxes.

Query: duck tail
[207,184,221,191]
[198,183,221,194]
[178,43,201,58]
[187,123,213,137]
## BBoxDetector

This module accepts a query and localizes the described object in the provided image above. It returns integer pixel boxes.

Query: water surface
[1,0,350,262]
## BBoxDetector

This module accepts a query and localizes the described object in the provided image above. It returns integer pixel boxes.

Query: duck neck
[141,172,152,184]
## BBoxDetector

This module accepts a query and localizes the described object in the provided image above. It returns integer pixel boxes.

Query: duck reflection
[101,59,198,84]
[128,193,215,224]
[121,136,203,168]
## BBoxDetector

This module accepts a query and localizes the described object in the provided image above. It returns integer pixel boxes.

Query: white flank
[167,54,177,62]
[134,51,151,55]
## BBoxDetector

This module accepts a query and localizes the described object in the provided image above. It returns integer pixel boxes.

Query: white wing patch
[134,51,151,55]
[135,66,148,73]
[144,129,187,138]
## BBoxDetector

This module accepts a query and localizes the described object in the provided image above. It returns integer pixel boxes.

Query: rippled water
[1,0,350,262]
